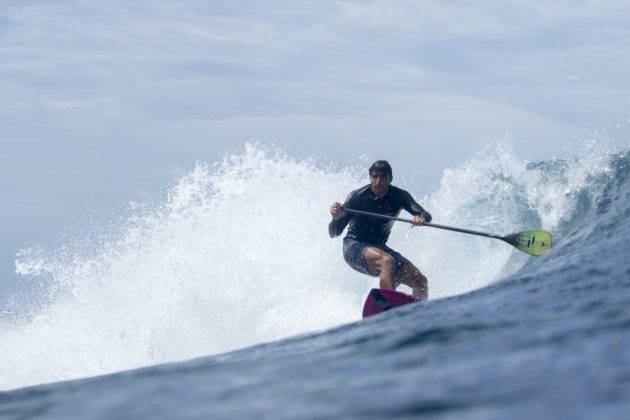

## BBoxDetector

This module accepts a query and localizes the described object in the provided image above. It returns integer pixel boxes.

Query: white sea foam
[0,142,617,390]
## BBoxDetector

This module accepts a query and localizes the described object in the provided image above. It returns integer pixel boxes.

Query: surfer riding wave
[328,160,432,299]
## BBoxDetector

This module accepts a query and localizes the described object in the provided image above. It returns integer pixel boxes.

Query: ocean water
[1,143,629,419]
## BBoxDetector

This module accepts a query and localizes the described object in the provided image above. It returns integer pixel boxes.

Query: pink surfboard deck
[362,288,420,318]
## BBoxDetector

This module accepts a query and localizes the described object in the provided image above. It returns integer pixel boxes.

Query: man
[329,160,432,299]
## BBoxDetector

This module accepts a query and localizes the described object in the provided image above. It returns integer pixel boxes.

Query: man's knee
[414,272,427,285]
[417,271,427,283]
[379,254,395,273]
[400,264,427,286]
[364,248,394,276]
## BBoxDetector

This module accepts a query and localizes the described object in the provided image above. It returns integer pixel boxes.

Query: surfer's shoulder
[388,185,408,197]
[346,184,371,201]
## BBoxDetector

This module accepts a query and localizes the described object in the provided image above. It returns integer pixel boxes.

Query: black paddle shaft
[341,207,552,256]
[343,208,503,240]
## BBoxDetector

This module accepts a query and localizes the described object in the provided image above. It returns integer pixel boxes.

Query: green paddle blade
[502,230,553,256]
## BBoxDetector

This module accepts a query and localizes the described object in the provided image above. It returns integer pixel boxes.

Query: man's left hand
[411,215,425,227]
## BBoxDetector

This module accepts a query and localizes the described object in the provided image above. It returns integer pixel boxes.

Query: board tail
[362,288,420,318]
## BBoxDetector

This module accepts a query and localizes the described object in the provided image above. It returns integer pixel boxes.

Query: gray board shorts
[343,238,410,284]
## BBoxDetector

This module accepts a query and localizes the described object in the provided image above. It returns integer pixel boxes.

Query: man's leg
[395,261,428,300]
[363,247,396,290]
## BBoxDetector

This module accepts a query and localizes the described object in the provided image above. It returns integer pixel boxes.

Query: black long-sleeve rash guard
[328,184,432,245]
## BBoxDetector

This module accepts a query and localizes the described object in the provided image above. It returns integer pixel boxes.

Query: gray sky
[2,0,630,297]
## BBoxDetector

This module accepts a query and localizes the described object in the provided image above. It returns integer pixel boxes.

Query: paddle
[343,208,552,256]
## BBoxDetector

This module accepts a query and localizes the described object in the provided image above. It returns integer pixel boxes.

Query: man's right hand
[330,202,345,220]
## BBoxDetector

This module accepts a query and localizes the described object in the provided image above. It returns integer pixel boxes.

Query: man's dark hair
[369,160,393,178]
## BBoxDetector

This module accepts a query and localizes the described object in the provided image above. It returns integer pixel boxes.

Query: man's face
[370,171,392,198]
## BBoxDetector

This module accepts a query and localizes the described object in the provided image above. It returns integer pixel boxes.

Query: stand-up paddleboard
[362,288,420,318]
